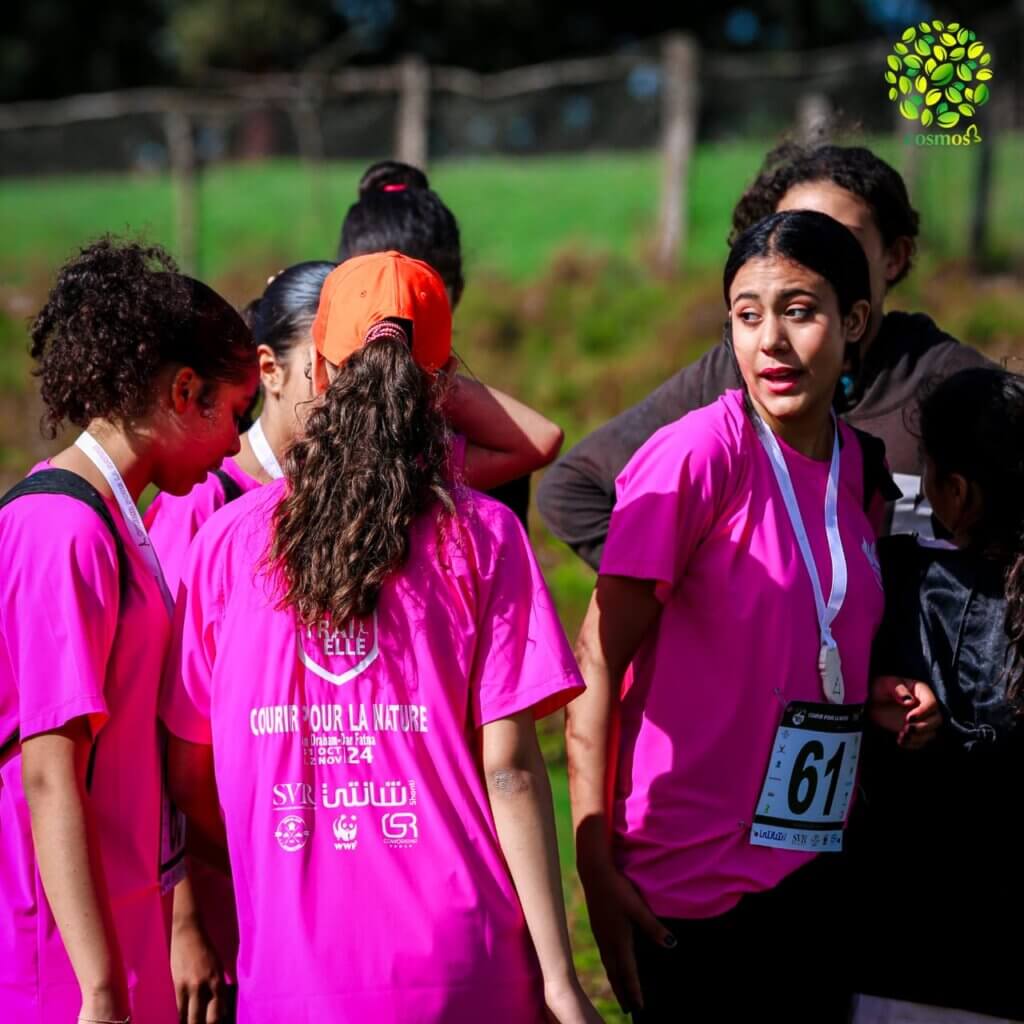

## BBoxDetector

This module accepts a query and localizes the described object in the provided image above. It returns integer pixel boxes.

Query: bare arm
[22,721,129,1021]
[566,575,673,1013]
[446,373,564,491]
[482,711,600,1024]
[537,344,737,569]
[568,576,662,874]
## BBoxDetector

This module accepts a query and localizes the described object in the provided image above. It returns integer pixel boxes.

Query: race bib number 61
[750,701,863,854]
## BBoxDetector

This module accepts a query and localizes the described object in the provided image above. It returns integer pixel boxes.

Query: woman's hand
[869,676,942,749]
[543,974,605,1023]
[171,912,229,1024]
[578,860,675,1014]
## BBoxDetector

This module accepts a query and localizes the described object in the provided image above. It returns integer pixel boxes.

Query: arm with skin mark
[482,711,601,1024]
[446,373,564,490]
[566,575,673,1013]
[21,720,129,1021]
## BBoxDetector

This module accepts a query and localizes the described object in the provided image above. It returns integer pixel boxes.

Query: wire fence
[2,13,1021,275]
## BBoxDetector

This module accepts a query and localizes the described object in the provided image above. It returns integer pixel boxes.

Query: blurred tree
[167,0,346,76]
[0,0,1017,99]
[1,0,171,101]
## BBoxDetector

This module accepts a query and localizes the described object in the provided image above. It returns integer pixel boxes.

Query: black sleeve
[871,536,930,682]
[536,343,739,570]
[484,475,531,532]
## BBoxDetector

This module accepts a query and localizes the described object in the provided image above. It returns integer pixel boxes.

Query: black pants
[632,858,852,1023]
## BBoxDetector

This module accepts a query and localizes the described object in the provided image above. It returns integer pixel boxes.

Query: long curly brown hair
[30,236,253,438]
[269,331,454,627]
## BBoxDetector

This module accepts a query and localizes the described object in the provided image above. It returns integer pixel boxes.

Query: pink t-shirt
[160,481,582,1024]
[601,390,885,919]
[146,455,261,980]
[146,456,261,595]
[0,467,177,1023]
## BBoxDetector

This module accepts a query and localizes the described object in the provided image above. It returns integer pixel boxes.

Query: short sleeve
[468,502,584,727]
[599,409,734,595]
[0,496,119,740]
[159,520,226,746]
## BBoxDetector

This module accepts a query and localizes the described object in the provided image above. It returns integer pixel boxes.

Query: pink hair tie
[381,183,407,193]
[364,321,410,347]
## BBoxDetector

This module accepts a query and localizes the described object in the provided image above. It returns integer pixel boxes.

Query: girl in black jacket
[853,366,1024,1022]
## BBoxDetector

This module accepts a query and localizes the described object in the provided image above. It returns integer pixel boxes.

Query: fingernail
[663,934,678,949]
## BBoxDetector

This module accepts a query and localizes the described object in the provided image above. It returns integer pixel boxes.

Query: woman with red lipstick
[568,210,891,1022]
[540,143,993,566]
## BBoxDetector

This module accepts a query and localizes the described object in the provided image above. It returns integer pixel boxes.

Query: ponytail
[269,334,454,626]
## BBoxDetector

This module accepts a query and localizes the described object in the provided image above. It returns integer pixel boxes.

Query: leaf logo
[886,21,993,129]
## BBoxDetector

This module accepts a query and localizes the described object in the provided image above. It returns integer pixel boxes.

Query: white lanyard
[74,432,174,617]
[755,415,848,703]
[248,417,284,480]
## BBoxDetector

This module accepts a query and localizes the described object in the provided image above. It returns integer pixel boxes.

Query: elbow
[21,763,55,809]
[21,753,74,813]
[484,765,538,800]
[513,423,564,477]
[534,422,565,469]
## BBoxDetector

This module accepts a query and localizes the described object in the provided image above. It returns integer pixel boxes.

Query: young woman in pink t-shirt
[148,257,565,597]
[162,251,599,1024]
[0,238,259,1024]
[569,210,889,1021]
[147,254,564,1006]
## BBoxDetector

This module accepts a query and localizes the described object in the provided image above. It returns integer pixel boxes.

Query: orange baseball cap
[311,250,452,372]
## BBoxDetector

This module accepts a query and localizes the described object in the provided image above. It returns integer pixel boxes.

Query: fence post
[395,55,430,169]
[656,33,699,278]
[796,91,832,144]
[163,107,199,275]
[292,76,329,229]
[970,75,1014,273]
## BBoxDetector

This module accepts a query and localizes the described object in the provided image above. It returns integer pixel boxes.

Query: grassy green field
[2,142,1023,1020]
[5,138,1024,288]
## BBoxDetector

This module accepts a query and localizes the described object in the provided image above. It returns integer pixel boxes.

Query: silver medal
[819,643,844,704]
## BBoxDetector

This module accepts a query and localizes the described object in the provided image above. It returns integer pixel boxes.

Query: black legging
[631,856,853,1023]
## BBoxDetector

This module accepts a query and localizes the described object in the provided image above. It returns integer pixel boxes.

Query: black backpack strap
[0,470,129,595]
[212,468,243,505]
[851,426,902,515]
[0,469,128,791]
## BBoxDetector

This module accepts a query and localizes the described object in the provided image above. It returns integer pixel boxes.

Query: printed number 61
[788,741,845,816]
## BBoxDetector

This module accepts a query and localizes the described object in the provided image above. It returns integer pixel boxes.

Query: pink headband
[364,320,410,347]
[381,184,407,193]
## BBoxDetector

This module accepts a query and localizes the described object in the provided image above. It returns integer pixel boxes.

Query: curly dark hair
[30,236,254,438]
[729,142,920,286]
[338,161,464,307]
[269,331,454,627]
[918,367,1024,709]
